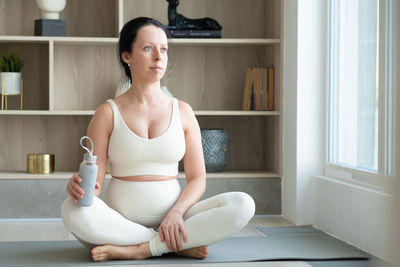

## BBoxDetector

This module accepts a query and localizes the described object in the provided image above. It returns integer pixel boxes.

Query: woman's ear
[121,51,131,65]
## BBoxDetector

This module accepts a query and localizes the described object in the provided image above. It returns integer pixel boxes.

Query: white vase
[36,0,67,19]
[161,86,173,97]
[115,79,131,97]
[0,72,21,95]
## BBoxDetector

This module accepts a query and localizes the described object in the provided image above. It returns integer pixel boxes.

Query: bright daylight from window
[328,0,382,173]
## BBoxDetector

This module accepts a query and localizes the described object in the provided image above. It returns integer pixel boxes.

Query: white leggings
[61,178,255,257]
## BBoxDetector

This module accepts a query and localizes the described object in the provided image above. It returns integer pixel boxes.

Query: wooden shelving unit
[0,0,283,180]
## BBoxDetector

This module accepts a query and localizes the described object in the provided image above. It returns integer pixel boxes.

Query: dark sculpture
[167,0,222,30]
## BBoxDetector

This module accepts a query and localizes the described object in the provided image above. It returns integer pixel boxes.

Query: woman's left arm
[158,100,206,252]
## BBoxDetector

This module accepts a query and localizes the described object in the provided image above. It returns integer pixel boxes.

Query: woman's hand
[66,173,100,203]
[159,210,188,252]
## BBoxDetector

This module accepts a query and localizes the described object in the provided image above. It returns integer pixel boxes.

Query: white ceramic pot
[0,72,21,95]
[36,0,67,19]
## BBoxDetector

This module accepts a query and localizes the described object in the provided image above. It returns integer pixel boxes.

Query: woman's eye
[161,48,168,53]
[145,46,152,51]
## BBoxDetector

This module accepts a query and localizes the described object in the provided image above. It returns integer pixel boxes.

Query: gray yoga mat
[0,227,369,267]
[257,226,370,261]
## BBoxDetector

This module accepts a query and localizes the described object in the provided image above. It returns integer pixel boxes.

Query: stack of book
[166,26,221,38]
[242,67,274,111]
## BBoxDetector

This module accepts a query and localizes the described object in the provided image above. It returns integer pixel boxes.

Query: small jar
[27,153,55,174]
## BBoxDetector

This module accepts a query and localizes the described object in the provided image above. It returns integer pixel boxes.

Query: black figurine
[167,0,222,30]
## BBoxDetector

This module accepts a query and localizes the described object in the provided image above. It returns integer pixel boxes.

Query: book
[254,68,262,111]
[260,68,263,110]
[242,68,253,111]
[262,68,268,110]
[250,69,256,111]
[268,67,274,111]
[242,67,274,111]
[167,28,222,38]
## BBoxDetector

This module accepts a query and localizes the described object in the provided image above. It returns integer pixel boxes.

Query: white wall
[282,0,298,224]
[282,0,399,262]
[282,0,326,225]
[313,175,395,261]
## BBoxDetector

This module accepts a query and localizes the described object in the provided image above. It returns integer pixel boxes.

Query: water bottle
[77,136,98,207]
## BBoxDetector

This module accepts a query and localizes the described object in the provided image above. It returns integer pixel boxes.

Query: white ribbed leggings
[61,178,255,257]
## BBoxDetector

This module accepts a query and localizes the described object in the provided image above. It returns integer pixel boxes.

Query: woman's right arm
[66,102,113,202]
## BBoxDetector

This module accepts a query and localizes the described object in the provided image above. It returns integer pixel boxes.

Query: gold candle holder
[27,154,55,174]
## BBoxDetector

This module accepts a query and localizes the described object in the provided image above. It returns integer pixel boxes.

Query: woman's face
[124,25,168,84]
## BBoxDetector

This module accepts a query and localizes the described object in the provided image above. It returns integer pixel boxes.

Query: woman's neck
[127,82,165,106]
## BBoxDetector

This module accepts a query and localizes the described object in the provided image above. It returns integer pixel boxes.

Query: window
[327,0,396,183]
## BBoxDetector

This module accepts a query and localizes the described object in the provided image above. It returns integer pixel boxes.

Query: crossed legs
[61,191,255,261]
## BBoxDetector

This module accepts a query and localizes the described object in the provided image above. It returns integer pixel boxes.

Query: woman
[61,17,255,262]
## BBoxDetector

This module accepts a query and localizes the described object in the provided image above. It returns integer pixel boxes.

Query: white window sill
[313,172,395,197]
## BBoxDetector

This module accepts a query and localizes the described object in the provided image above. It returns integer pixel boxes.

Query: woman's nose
[154,50,161,61]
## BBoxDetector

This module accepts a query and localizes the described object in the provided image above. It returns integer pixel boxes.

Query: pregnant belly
[103,178,181,227]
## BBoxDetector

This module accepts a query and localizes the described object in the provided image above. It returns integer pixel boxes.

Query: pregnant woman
[61,17,255,262]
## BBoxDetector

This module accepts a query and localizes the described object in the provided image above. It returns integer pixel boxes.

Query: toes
[199,246,209,259]
[91,246,105,262]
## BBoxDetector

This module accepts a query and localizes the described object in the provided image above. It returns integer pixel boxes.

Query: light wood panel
[0,115,91,172]
[0,43,49,110]
[0,0,283,181]
[194,116,277,172]
[0,0,40,36]
[61,0,118,37]
[0,0,118,37]
[164,46,268,110]
[263,116,280,174]
[53,44,122,110]
[0,0,5,35]
[123,0,273,38]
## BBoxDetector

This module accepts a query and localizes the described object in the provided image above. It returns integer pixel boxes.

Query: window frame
[324,0,397,193]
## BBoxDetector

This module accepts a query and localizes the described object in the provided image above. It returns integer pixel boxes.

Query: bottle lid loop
[80,136,94,155]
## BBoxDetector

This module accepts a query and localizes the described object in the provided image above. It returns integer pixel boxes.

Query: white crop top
[107,98,186,177]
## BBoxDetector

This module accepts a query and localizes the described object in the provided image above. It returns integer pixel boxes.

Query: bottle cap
[83,152,97,164]
[80,136,97,164]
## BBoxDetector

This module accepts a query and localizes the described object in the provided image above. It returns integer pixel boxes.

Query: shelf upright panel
[118,0,124,33]
[49,40,54,111]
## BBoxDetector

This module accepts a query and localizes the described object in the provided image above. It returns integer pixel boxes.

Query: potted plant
[0,53,24,95]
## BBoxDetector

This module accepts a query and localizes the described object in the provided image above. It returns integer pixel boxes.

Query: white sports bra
[107,98,186,177]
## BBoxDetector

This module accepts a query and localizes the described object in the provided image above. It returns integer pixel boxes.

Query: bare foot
[91,242,152,262]
[176,246,209,259]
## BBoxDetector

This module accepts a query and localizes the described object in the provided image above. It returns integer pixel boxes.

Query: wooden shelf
[0,110,280,116]
[168,38,280,46]
[195,111,280,116]
[0,36,280,46]
[0,110,94,115]
[0,0,283,181]
[0,171,280,180]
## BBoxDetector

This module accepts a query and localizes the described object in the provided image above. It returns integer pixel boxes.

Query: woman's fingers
[174,226,182,251]
[72,173,82,183]
[159,213,188,252]
[180,225,188,243]
[159,227,164,241]
[169,227,177,252]
[66,182,77,202]
[163,227,172,250]
[67,174,84,202]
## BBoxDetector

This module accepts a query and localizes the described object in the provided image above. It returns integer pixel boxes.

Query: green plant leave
[0,53,24,72]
